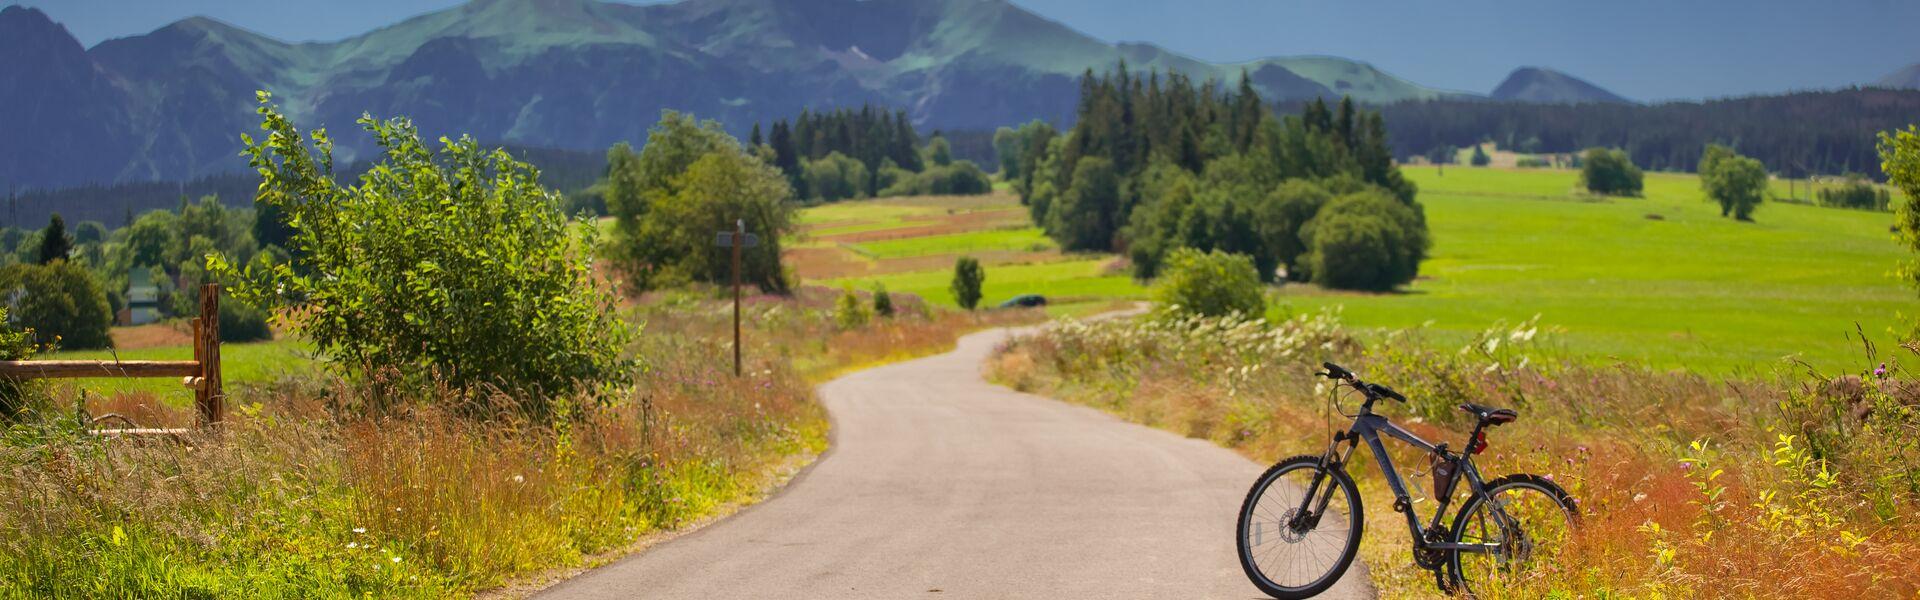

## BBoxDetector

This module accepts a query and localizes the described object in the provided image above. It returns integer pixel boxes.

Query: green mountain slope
[0,0,1460,189]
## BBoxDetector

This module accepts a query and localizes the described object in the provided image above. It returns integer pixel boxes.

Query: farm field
[788,191,1148,314]
[788,167,1913,374]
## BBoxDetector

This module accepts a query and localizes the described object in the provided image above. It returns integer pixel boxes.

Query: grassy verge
[0,287,1037,598]
[989,311,1920,598]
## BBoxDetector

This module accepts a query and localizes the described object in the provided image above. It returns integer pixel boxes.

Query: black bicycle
[1235,362,1579,598]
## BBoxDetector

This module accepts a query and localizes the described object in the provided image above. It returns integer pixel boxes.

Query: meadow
[793,167,1913,375]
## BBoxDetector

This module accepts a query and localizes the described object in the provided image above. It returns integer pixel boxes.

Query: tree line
[1010,65,1428,292]
[1374,88,1920,179]
[756,106,989,202]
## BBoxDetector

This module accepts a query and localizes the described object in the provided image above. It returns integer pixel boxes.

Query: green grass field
[792,167,1914,374]
[45,338,318,400]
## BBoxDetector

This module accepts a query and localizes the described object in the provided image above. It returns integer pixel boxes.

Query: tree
[951,256,984,310]
[1046,157,1120,251]
[1299,190,1430,291]
[1701,149,1767,220]
[993,127,1021,177]
[0,262,113,350]
[1469,144,1491,167]
[35,214,70,264]
[1154,248,1265,318]
[73,221,106,245]
[925,135,954,167]
[611,111,795,292]
[215,92,634,413]
[1580,148,1643,196]
[1880,125,1920,294]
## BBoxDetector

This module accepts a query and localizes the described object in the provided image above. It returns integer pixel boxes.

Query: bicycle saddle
[1458,402,1518,426]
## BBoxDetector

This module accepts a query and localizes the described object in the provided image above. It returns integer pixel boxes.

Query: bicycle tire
[1236,455,1365,599]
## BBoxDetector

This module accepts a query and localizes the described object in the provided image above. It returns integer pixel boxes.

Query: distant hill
[1490,67,1631,104]
[0,0,1461,190]
[1878,64,1920,90]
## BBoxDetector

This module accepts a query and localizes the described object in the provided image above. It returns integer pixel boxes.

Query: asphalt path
[538,326,1373,599]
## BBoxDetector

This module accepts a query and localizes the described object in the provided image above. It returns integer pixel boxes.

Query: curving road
[538,327,1372,599]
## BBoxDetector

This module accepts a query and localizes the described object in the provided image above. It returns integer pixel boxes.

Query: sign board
[714,232,760,248]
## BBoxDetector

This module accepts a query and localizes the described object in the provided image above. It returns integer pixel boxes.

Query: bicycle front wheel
[1445,474,1579,594]
[1236,455,1364,599]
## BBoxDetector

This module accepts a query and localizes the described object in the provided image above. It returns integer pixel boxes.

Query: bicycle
[1235,362,1579,598]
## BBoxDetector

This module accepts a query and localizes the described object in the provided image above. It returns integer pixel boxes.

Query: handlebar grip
[1367,382,1408,403]
[1322,362,1354,380]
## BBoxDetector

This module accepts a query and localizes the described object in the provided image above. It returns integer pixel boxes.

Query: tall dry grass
[991,310,1920,598]
[0,286,1032,597]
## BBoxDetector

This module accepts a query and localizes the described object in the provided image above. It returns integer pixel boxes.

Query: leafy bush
[608,112,794,293]
[1817,177,1892,211]
[0,262,113,350]
[0,306,40,420]
[802,152,869,202]
[1515,157,1551,168]
[217,298,272,343]
[951,256,984,310]
[1580,147,1644,196]
[1886,125,1920,293]
[872,284,894,318]
[1154,248,1265,318]
[1299,190,1430,291]
[877,160,992,197]
[217,92,634,413]
[833,287,871,330]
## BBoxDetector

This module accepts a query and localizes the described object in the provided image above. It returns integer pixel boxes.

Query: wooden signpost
[0,283,224,433]
[715,219,758,377]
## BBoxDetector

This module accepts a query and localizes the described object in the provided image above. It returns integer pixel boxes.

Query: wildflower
[1542,474,1555,482]
[1874,363,1888,379]
[347,542,359,549]
[1633,493,1648,503]
[512,474,526,483]
[352,527,366,534]
[391,556,402,564]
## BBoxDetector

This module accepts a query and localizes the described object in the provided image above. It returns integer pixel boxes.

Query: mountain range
[3,0,1627,190]
[1880,64,1920,90]
[1489,67,1630,104]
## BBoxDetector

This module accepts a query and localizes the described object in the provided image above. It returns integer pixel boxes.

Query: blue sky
[13,0,1919,101]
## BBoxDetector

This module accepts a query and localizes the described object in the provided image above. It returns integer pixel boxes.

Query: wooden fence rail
[0,283,223,431]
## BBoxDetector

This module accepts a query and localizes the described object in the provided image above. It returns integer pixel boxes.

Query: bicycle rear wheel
[1236,455,1364,599]
[1444,474,1579,594]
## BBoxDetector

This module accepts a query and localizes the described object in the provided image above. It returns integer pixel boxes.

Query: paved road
[539,327,1373,599]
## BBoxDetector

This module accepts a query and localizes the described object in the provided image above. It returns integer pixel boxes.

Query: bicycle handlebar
[1319,362,1406,403]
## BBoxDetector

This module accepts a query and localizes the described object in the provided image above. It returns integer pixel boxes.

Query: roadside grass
[44,337,318,400]
[0,288,1036,598]
[991,311,1920,598]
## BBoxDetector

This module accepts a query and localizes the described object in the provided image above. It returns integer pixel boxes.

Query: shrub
[0,306,40,420]
[1515,157,1551,168]
[216,92,634,414]
[951,256,984,310]
[1817,177,1892,211]
[1300,190,1430,291]
[1886,125,1920,294]
[872,283,894,318]
[802,152,869,202]
[1470,144,1491,166]
[1580,147,1644,196]
[217,298,273,343]
[833,286,872,330]
[877,161,991,197]
[1154,247,1265,318]
[0,262,113,350]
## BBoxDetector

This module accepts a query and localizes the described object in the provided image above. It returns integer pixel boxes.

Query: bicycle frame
[1295,407,1507,556]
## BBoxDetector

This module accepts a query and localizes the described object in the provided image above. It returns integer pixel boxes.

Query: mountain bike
[1235,362,1579,598]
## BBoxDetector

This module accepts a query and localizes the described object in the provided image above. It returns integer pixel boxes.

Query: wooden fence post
[195,283,223,426]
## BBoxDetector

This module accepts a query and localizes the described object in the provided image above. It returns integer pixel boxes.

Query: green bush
[878,160,992,197]
[834,286,872,330]
[0,306,41,420]
[216,92,634,414]
[1580,147,1644,196]
[872,283,894,318]
[1515,157,1551,168]
[0,262,114,350]
[951,256,984,310]
[1300,190,1430,291]
[1817,177,1892,211]
[1154,247,1265,318]
[218,298,273,343]
[803,151,869,202]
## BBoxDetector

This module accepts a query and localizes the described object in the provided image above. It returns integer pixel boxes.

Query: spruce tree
[36,213,71,264]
